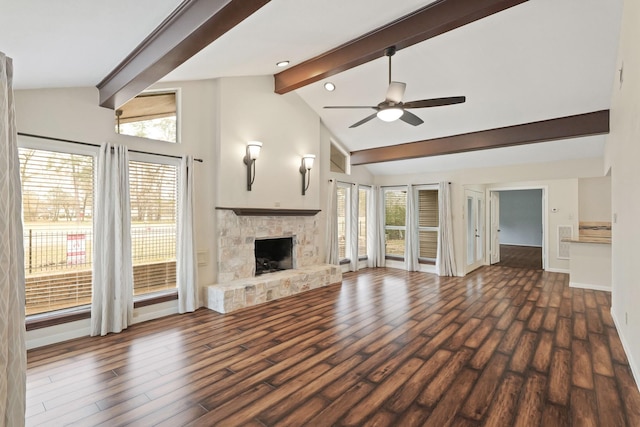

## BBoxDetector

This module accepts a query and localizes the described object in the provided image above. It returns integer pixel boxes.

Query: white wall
[375,157,599,275]
[499,190,543,247]
[605,0,640,386]
[578,176,612,222]
[216,76,321,210]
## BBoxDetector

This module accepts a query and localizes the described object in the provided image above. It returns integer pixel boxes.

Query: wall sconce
[243,141,262,191]
[300,154,315,195]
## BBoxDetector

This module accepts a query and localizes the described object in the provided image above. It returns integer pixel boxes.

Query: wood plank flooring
[495,245,543,270]
[26,266,640,426]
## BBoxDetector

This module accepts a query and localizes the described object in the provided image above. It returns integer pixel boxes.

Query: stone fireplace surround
[206,208,342,313]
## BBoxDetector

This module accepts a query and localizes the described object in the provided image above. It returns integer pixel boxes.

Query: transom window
[115,91,178,143]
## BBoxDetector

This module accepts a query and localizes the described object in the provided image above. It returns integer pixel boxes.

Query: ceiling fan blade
[349,112,379,128]
[403,96,466,109]
[324,106,377,109]
[399,110,424,126]
[385,81,406,103]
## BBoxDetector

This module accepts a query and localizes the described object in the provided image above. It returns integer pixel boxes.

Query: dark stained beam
[350,110,610,165]
[274,0,528,94]
[97,0,271,109]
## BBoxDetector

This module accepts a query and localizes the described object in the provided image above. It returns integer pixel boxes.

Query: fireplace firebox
[254,237,293,275]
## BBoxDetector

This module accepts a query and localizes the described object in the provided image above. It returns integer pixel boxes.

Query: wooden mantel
[215,207,321,216]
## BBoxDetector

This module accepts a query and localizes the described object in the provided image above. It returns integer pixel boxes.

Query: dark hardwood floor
[495,245,543,270]
[26,266,640,426]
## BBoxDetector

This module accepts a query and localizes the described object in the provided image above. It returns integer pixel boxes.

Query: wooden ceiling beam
[97,0,271,109]
[274,0,528,94]
[350,110,610,165]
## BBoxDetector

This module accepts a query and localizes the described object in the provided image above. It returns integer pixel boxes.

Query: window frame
[383,186,408,260]
[128,151,180,301]
[415,184,439,263]
[336,182,351,263]
[357,185,370,261]
[115,88,181,144]
[19,137,98,322]
[329,140,350,175]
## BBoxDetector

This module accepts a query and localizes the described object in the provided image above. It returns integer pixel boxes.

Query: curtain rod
[328,179,356,185]
[17,132,203,163]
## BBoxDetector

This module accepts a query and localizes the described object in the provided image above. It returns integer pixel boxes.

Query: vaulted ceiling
[0,0,624,175]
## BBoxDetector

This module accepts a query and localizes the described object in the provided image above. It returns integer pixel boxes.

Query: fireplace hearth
[255,237,293,275]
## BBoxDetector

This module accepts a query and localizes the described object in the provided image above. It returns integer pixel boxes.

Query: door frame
[487,185,548,270]
[464,189,485,274]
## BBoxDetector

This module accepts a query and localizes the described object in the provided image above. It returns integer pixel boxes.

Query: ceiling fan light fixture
[377,107,403,122]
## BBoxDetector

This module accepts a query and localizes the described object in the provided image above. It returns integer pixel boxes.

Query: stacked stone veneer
[207,264,342,313]
[207,209,341,313]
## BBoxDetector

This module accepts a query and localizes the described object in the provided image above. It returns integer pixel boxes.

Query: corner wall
[605,0,640,385]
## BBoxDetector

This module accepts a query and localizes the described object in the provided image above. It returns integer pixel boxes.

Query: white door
[490,191,500,264]
[465,190,485,273]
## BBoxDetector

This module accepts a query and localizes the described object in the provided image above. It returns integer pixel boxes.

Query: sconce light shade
[300,154,316,195]
[246,141,262,160]
[243,141,262,191]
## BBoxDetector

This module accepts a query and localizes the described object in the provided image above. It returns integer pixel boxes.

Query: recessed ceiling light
[276,60,290,67]
[324,82,336,91]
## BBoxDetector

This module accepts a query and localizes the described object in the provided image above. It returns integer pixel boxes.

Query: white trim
[26,319,91,350]
[26,300,180,349]
[546,267,570,274]
[569,282,611,292]
[419,263,436,274]
[611,307,640,394]
[384,259,405,270]
[487,185,548,270]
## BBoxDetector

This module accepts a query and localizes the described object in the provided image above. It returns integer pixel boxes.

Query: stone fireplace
[206,208,341,313]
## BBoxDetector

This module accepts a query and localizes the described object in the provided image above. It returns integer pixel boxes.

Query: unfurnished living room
[1,0,639,426]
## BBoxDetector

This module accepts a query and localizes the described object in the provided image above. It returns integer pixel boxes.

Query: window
[358,187,369,259]
[330,141,349,174]
[384,188,407,258]
[336,184,350,261]
[417,187,439,261]
[129,158,178,296]
[116,91,178,143]
[19,147,94,316]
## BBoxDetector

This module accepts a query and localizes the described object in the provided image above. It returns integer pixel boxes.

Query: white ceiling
[0,0,624,175]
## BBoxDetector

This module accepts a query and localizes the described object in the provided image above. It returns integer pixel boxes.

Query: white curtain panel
[349,183,359,272]
[405,185,420,271]
[0,52,26,427]
[374,186,386,267]
[365,186,378,268]
[91,143,134,336]
[436,181,457,276]
[177,156,199,313]
[325,179,339,265]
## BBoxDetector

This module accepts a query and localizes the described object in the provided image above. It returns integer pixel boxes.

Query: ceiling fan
[324,46,466,128]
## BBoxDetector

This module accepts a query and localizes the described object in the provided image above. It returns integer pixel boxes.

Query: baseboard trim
[611,306,640,394]
[546,267,570,274]
[569,282,612,292]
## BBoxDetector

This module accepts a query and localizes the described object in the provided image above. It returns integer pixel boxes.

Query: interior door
[490,191,500,264]
[465,190,485,273]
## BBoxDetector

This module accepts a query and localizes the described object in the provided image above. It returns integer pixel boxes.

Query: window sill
[26,291,178,331]
[385,255,405,262]
[339,258,350,265]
